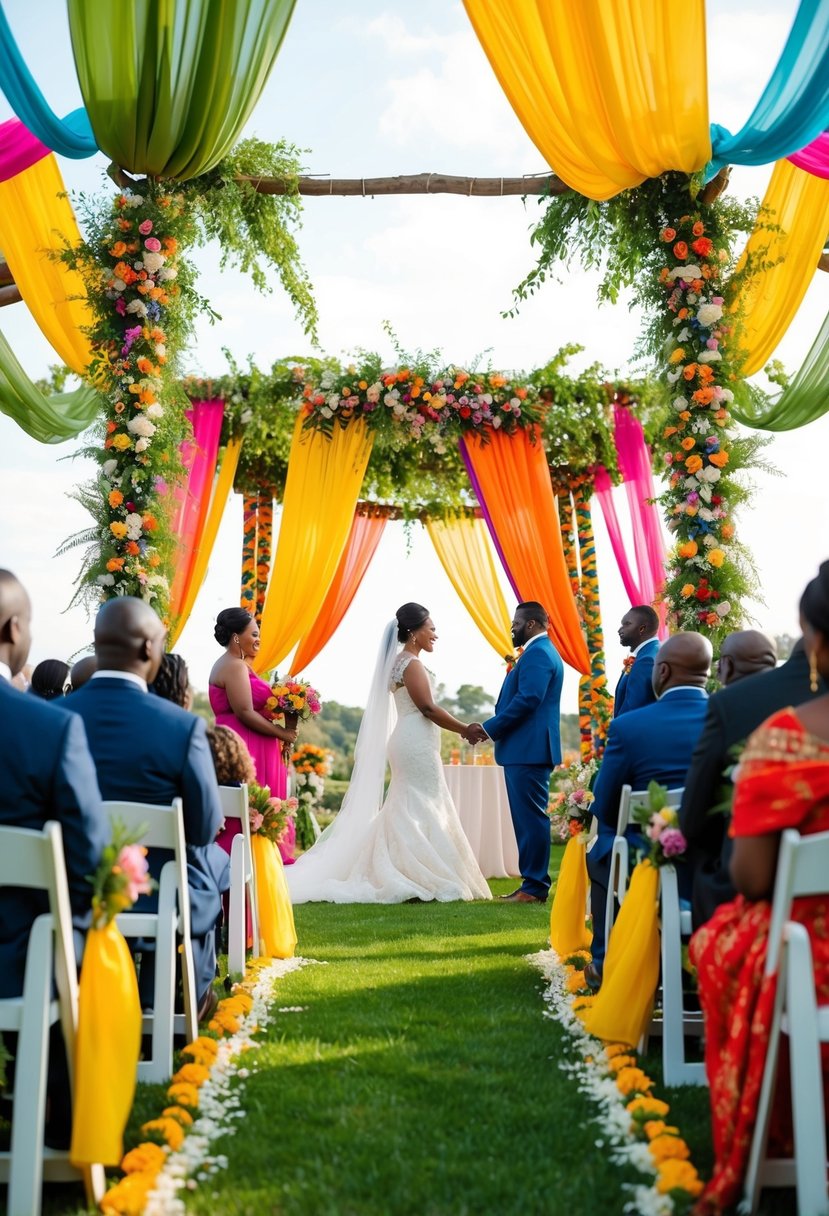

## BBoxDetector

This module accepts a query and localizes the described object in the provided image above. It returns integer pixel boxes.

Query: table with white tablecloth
[443,764,520,879]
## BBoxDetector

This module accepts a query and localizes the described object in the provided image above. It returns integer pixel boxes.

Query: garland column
[240,493,259,614]
[255,490,273,624]
[572,476,612,760]
[556,483,591,760]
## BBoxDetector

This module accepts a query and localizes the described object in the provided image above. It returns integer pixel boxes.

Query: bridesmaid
[208,608,298,853]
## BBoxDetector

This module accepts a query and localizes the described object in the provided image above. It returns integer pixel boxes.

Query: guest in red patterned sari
[690,561,829,1214]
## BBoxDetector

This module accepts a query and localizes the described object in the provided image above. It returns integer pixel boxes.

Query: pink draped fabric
[0,118,50,182]
[788,129,829,179]
[169,399,225,616]
[593,467,643,604]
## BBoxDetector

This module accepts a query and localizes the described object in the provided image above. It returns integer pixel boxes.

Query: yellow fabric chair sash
[425,512,513,659]
[549,835,592,956]
[250,833,297,959]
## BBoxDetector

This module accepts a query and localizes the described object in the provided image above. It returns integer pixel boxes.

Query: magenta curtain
[788,129,829,179]
[593,466,643,604]
[0,117,50,182]
[169,399,225,613]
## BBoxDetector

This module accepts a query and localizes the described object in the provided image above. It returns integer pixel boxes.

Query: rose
[144,237,162,252]
[127,415,157,437]
[661,227,676,242]
[696,302,723,327]
[116,843,152,901]
[673,241,689,260]
[660,828,687,859]
[691,237,713,257]
[138,220,153,235]
[142,250,166,274]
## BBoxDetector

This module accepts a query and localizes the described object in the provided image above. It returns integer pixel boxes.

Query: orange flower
[668,348,686,365]
[109,241,127,258]
[615,1066,653,1096]
[692,388,715,405]
[161,1105,194,1126]
[663,426,677,438]
[142,513,158,531]
[708,450,729,468]
[148,553,161,568]
[677,307,689,320]
[692,221,705,237]
[136,357,155,375]
[121,1142,166,1175]
[684,455,703,474]
[106,420,117,434]
[677,540,698,558]
[707,548,725,568]
[680,583,695,598]
[162,236,178,254]
[721,522,735,540]
[683,363,697,380]
[126,541,140,556]
[650,1135,691,1163]
[108,489,124,508]
[661,227,676,242]
[140,1116,185,1150]
[107,557,125,573]
[680,437,695,451]
[692,237,713,257]
[673,241,689,260]
[679,410,691,421]
[656,1160,703,1197]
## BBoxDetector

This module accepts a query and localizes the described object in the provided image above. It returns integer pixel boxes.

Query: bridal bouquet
[630,781,688,866]
[264,675,323,722]
[548,758,597,843]
[248,780,298,845]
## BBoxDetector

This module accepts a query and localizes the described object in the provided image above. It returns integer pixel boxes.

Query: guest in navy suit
[0,570,107,1145]
[67,597,227,1016]
[614,605,660,717]
[468,602,563,903]
[584,632,711,990]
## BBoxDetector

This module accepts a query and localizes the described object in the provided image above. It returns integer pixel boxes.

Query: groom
[467,602,563,902]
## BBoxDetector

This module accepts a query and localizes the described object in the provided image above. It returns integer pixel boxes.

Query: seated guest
[585,631,711,991]
[0,570,106,1145]
[207,725,257,934]
[29,658,70,700]
[690,561,829,1215]
[614,605,660,716]
[680,635,823,928]
[715,628,777,686]
[67,597,227,1019]
[68,654,96,691]
[150,651,191,709]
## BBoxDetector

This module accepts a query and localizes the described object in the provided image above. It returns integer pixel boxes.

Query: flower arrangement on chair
[291,743,331,851]
[548,758,598,843]
[247,780,297,846]
[630,781,688,866]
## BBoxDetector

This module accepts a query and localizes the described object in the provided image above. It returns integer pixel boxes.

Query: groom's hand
[464,723,487,745]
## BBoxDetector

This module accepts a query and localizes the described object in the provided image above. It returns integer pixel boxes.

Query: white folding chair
[605,786,684,951]
[652,863,705,1086]
[0,822,104,1216]
[218,784,259,975]
[106,799,198,1083]
[744,828,829,1215]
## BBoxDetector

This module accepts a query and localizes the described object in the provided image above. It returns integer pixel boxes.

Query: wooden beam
[0,284,22,308]
[0,260,13,287]
[239,172,567,198]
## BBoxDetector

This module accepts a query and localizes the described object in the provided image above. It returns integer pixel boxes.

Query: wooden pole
[239,171,566,198]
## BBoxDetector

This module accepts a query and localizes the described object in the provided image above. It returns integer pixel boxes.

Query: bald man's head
[717,630,777,686]
[652,631,713,697]
[69,654,97,691]
[93,597,166,683]
[0,569,32,677]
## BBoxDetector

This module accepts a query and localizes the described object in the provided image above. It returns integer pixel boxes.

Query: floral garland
[291,743,331,851]
[573,478,613,759]
[240,493,258,616]
[658,214,755,643]
[530,949,704,1214]
[101,956,313,1215]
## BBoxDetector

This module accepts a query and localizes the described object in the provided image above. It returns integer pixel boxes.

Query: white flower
[676,327,690,342]
[96,573,115,587]
[666,369,681,385]
[127,415,157,438]
[698,349,722,363]
[702,533,718,547]
[145,403,164,420]
[492,415,502,429]
[669,264,702,281]
[716,600,731,617]
[366,382,382,403]
[320,406,332,419]
[240,408,253,424]
[696,302,723,327]
[720,388,734,403]
[697,465,721,483]
[142,251,166,274]
[158,266,178,281]
[111,277,126,293]
[154,343,167,359]
[698,507,715,522]
[135,437,150,453]
[686,291,698,304]
[102,459,118,477]
[699,484,713,503]
[125,512,144,540]
[326,394,340,410]
[124,192,143,208]
[126,299,148,318]
[672,397,687,411]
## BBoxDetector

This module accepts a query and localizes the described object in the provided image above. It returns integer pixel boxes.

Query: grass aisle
[184,873,646,1216]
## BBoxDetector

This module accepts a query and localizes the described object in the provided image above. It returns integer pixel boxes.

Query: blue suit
[67,677,227,1002]
[613,637,659,717]
[0,678,107,999]
[483,636,563,899]
[587,686,708,967]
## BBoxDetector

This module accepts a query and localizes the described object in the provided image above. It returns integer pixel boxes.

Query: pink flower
[138,220,153,235]
[117,844,151,901]
[144,237,162,252]
[660,828,687,858]
[250,811,264,832]
[115,297,126,316]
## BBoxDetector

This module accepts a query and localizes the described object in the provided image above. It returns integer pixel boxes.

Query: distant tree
[454,683,495,719]
[774,633,796,662]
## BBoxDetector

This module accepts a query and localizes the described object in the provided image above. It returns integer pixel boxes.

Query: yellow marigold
[172,1062,210,1088]
[110,521,128,540]
[707,548,725,568]
[649,1134,691,1163]
[140,1116,185,1150]
[677,540,698,559]
[566,970,587,994]
[604,1043,630,1059]
[108,489,124,508]
[100,1172,154,1215]
[643,1120,667,1139]
[655,1159,703,1197]
[218,996,250,1016]
[680,583,695,598]
[668,348,686,364]
[161,1105,194,1127]
[120,1141,166,1175]
[111,433,132,451]
[209,1010,241,1035]
[627,1095,669,1119]
[165,1081,200,1109]
[178,1047,215,1069]
[607,1054,637,1074]
[615,1066,653,1096]
[228,990,254,1013]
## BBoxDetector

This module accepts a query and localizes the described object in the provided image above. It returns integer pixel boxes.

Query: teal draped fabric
[0,329,101,444]
[706,0,829,180]
[67,0,296,180]
[732,309,829,431]
[0,1,97,158]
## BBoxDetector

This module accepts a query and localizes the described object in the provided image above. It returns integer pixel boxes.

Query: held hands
[463,722,487,745]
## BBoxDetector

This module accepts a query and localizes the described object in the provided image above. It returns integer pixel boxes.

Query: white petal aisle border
[528,948,704,1215]
[102,956,321,1215]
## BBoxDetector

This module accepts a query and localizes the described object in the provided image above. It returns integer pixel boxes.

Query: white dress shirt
[91,669,148,693]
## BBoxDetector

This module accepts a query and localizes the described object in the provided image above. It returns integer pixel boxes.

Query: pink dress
[209,667,295,864]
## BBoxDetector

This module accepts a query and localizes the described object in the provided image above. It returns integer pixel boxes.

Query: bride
[286,603,492,903]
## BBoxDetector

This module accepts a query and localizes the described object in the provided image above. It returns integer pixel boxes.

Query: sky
[1,0,828,715]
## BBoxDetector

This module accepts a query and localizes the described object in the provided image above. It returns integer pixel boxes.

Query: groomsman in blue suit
[584,632,711,991]
[68,597,227,1018]
[614,605,660,716]
[468,602,563,903]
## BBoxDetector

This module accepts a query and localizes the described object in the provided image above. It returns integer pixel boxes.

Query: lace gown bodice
[287,650,491,904]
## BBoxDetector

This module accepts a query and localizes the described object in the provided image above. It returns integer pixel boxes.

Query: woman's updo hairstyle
[800,560,829,637]
[215,607,254,648]
[396,602,430,643]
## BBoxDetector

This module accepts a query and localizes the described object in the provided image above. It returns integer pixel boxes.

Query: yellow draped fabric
[731,159,829,376]
[70,921,142,1166]
[462,0,710,201]
[582,860,660,1047]
[549,836,592,956]
[0,154,93,375]
[425,512,513,659]
[250,834,297,959]
[169,437,242,647]
[254,417,374,674]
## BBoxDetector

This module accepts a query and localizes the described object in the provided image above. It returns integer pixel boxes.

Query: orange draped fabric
[462,428,590,673]
[289,504,388,675]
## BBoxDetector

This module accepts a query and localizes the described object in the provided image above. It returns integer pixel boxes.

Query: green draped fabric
[732,308,829,432]
[0,329,101,443]
[67,0,296,180]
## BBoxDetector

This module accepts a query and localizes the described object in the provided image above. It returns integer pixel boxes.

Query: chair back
[102,798,190,942]
[765,828,829,975]
[619,785,683,834]
[218,783,258,950]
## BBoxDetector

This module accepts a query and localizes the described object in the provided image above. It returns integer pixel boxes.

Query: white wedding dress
[287,651,492,904]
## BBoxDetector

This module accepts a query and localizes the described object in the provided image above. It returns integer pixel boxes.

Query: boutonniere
[622,655,636,675]
[504,647,524,674]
